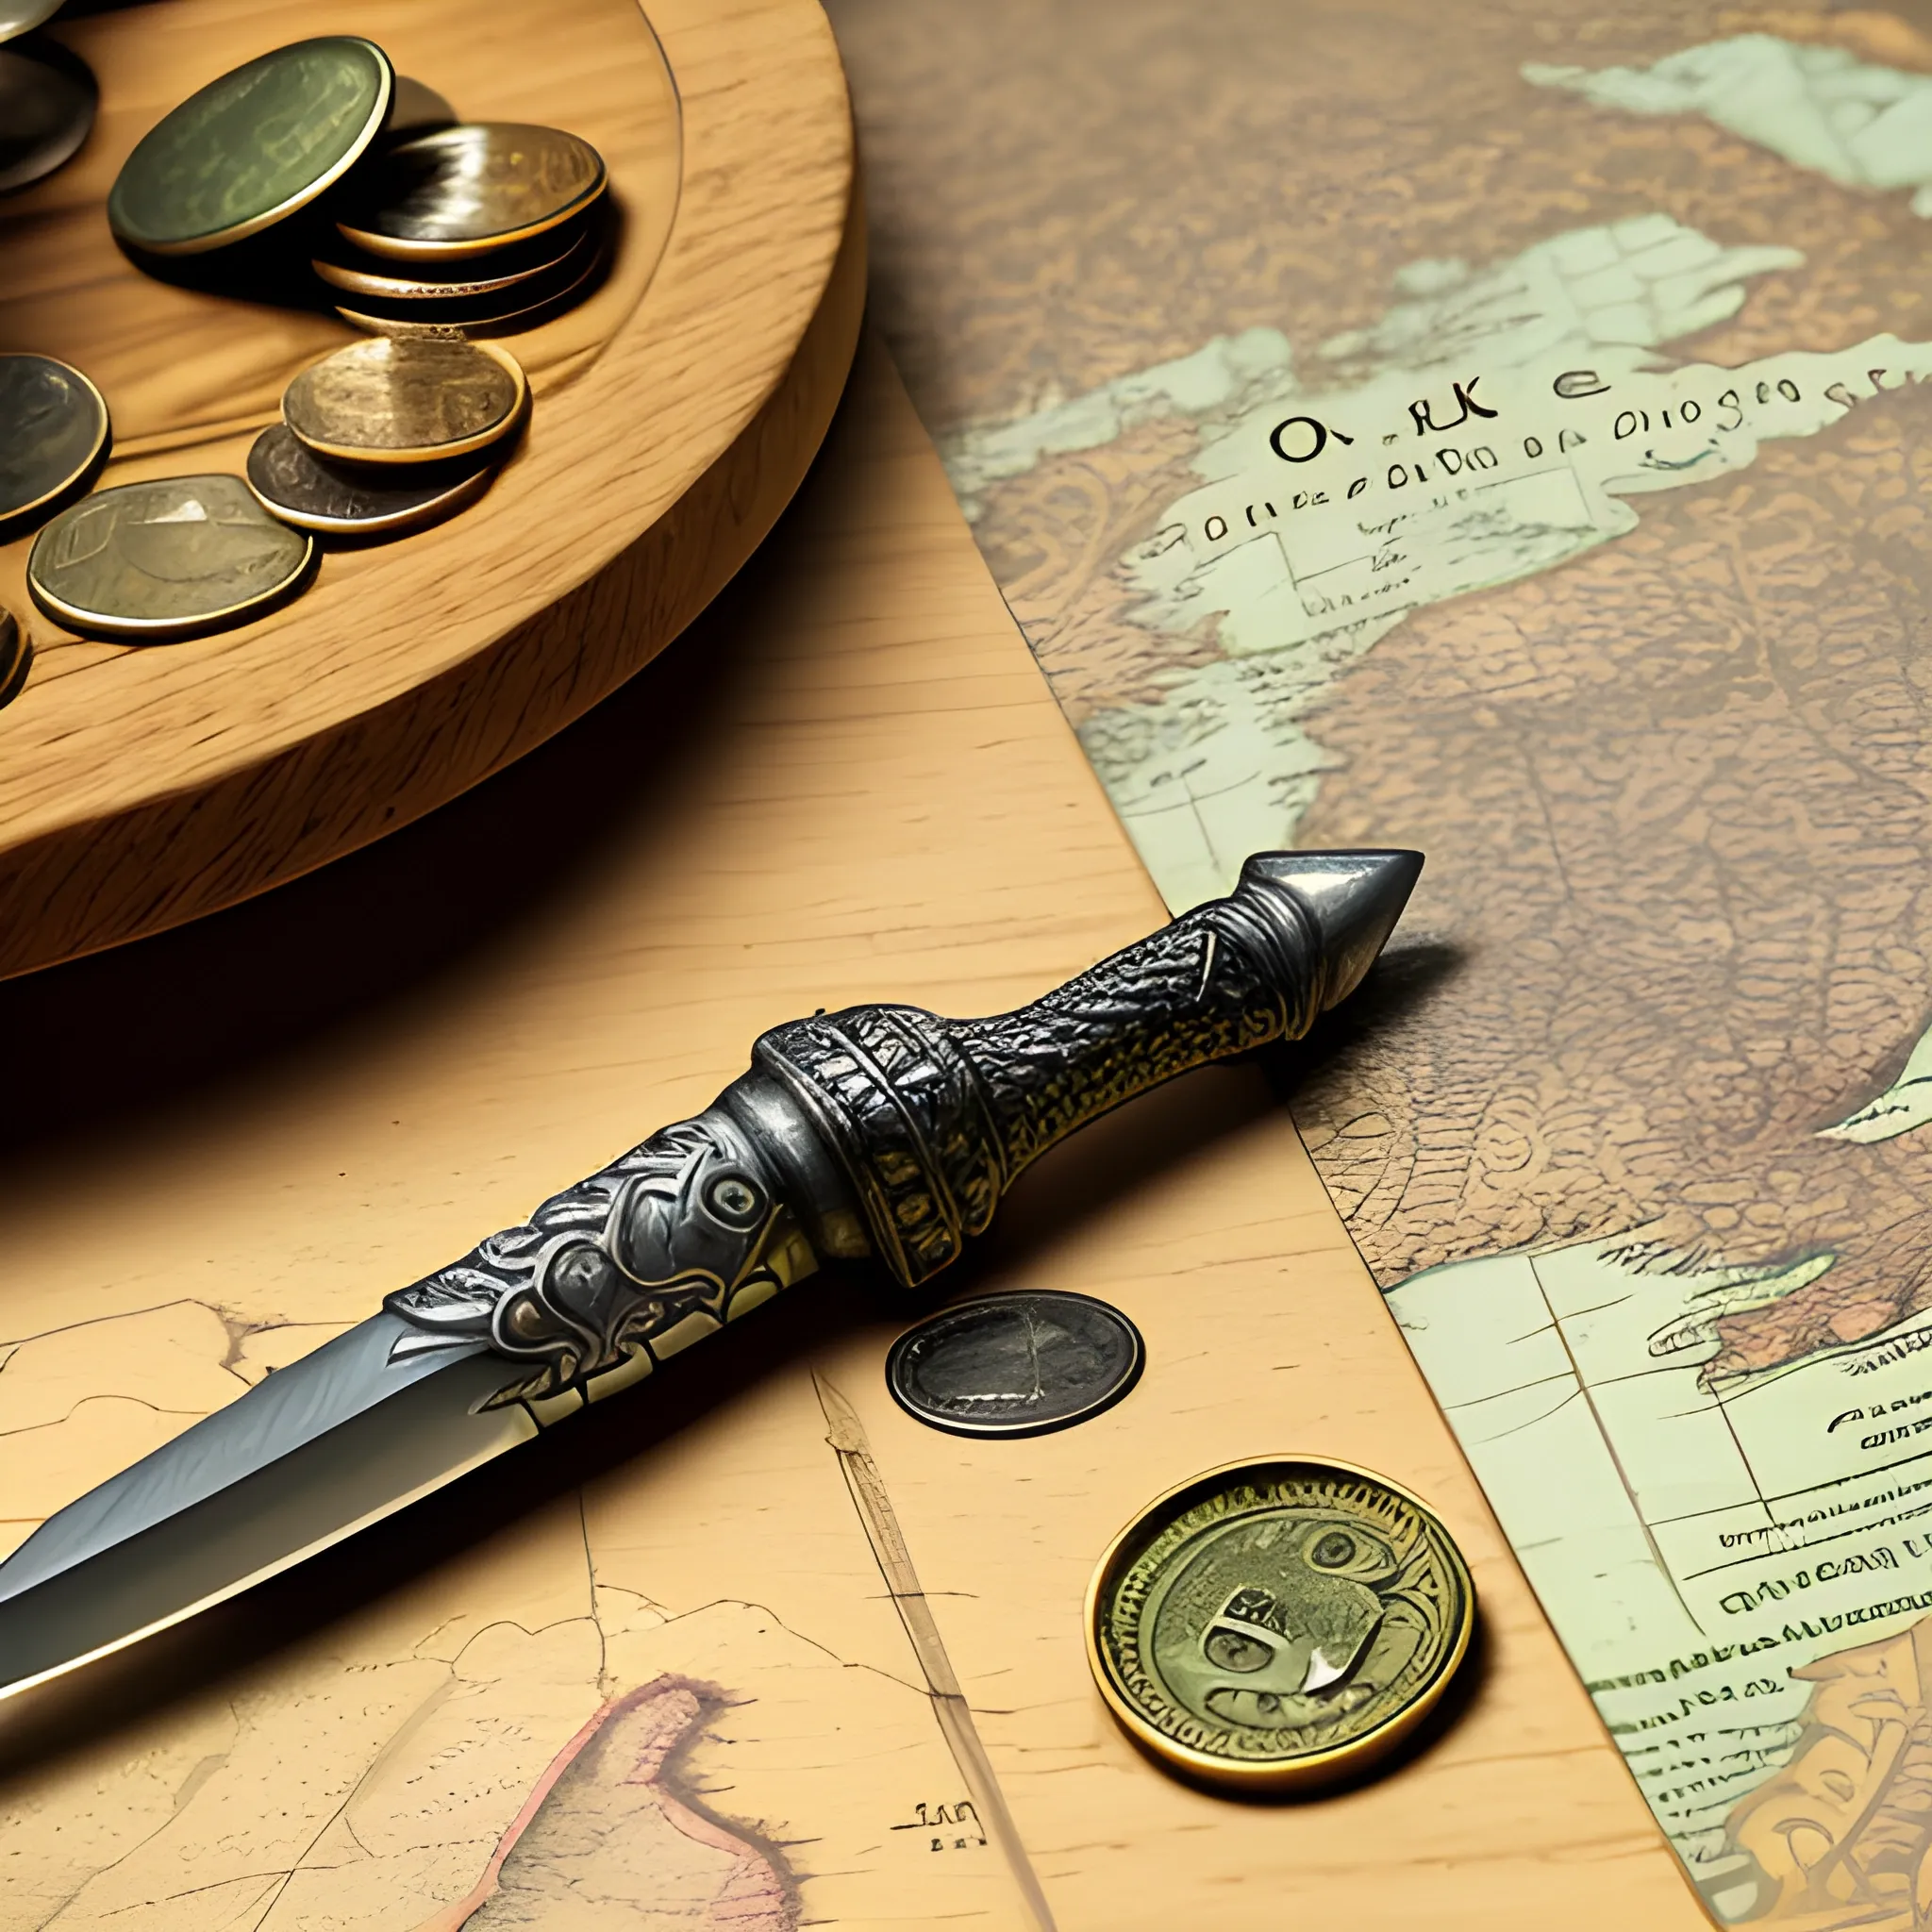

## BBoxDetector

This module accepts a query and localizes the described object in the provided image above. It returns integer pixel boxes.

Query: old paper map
[829,0,1932,1919]
[0,1302,1021,1930]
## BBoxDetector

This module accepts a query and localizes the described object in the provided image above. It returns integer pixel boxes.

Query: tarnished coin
[28,475,315,640]
[313,220,590,302]
[282,336,526,464]
[335,122,606,260]
[108,36,392,255]
[245,424,493,536]
[0,37,95,194]
[0,606,31,708]
[0,354,108,530]
[888,1292,1145,1439]
[1087,1458,1474,1792]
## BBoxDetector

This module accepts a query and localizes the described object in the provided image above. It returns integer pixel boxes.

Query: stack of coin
[108,39,609,341]
[246,335,527,540]
[317,122,608,334]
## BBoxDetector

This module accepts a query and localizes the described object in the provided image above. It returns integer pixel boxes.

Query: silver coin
[0,0,60,45]
[0,353,108,528]
[245,424,493,536]
[887,1291,1146,1438]
[28,474,315,641]
[0,37,95,194]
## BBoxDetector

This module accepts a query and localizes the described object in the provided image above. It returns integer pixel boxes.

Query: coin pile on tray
[5,33,610,649]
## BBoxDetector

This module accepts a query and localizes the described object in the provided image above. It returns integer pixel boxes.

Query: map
[826,0,1932,1920]
[0,1305,1024,1931]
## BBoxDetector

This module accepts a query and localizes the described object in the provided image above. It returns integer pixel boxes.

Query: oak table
[0,0,860,980]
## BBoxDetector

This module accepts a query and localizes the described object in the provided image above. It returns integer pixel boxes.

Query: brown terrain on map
[828,0,1932,1373]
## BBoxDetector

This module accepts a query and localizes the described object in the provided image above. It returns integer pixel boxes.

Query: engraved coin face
[0,354,108,528]
[1087,1458,1474,1791]
[335,122,607,260]
[0,38,95,194]
[245,424,493,536]
[282,336,526,464]
[887,1291,1145,1438]
[108,36,392,255]
[28,474,315,640]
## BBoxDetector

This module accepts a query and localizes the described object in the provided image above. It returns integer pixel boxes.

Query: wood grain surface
[0,341,1704,1929]
[0,0,859,982]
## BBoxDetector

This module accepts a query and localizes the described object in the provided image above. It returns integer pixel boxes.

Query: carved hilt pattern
[753,862,1324,1287]
[383,1110,816,1406]
[384,852,1408,1387]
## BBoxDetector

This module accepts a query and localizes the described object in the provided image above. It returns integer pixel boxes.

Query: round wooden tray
[0,0,860,980]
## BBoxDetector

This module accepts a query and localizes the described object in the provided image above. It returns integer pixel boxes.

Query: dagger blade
[0,1319,529,1701]
[0,848,1421,1706]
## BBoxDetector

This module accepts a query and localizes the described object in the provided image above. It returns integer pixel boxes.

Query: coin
[0,606,31,708]
[335,123,607,261]
[0,37,95,194]
[245,424,493,536]
[0,354,108,532]
[1086,1457,1474,1792]
[282,336,526,464]
[312,221,590,302]
[887,1292,1145,1438]
[0,0,60,42]
[331,235,602,338]
[28,475,316,641]
[108,36,392,255]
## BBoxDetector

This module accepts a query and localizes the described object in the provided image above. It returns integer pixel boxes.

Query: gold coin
[245,425,494,537]
[0,354,108,532]
[0,37,95,194]
[334,122,607,261]
[282,336,526,465]
[108,37,392,256]
[1086,1457,1474,1792]
[312,220,589,303]
[28,475,316,641]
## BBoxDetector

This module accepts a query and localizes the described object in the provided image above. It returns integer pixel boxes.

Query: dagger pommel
[382,849,1421,1406]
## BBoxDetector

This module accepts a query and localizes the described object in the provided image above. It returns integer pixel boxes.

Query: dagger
[0,848,1420,1703]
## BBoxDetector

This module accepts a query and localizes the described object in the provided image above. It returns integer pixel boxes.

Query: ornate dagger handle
[385,850,1420,1407]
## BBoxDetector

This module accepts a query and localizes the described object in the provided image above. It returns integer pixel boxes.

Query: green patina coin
[1086,1457,1474,1791]
[108,36,392,256]
[29,474,315,641]
[0,354,108,529]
